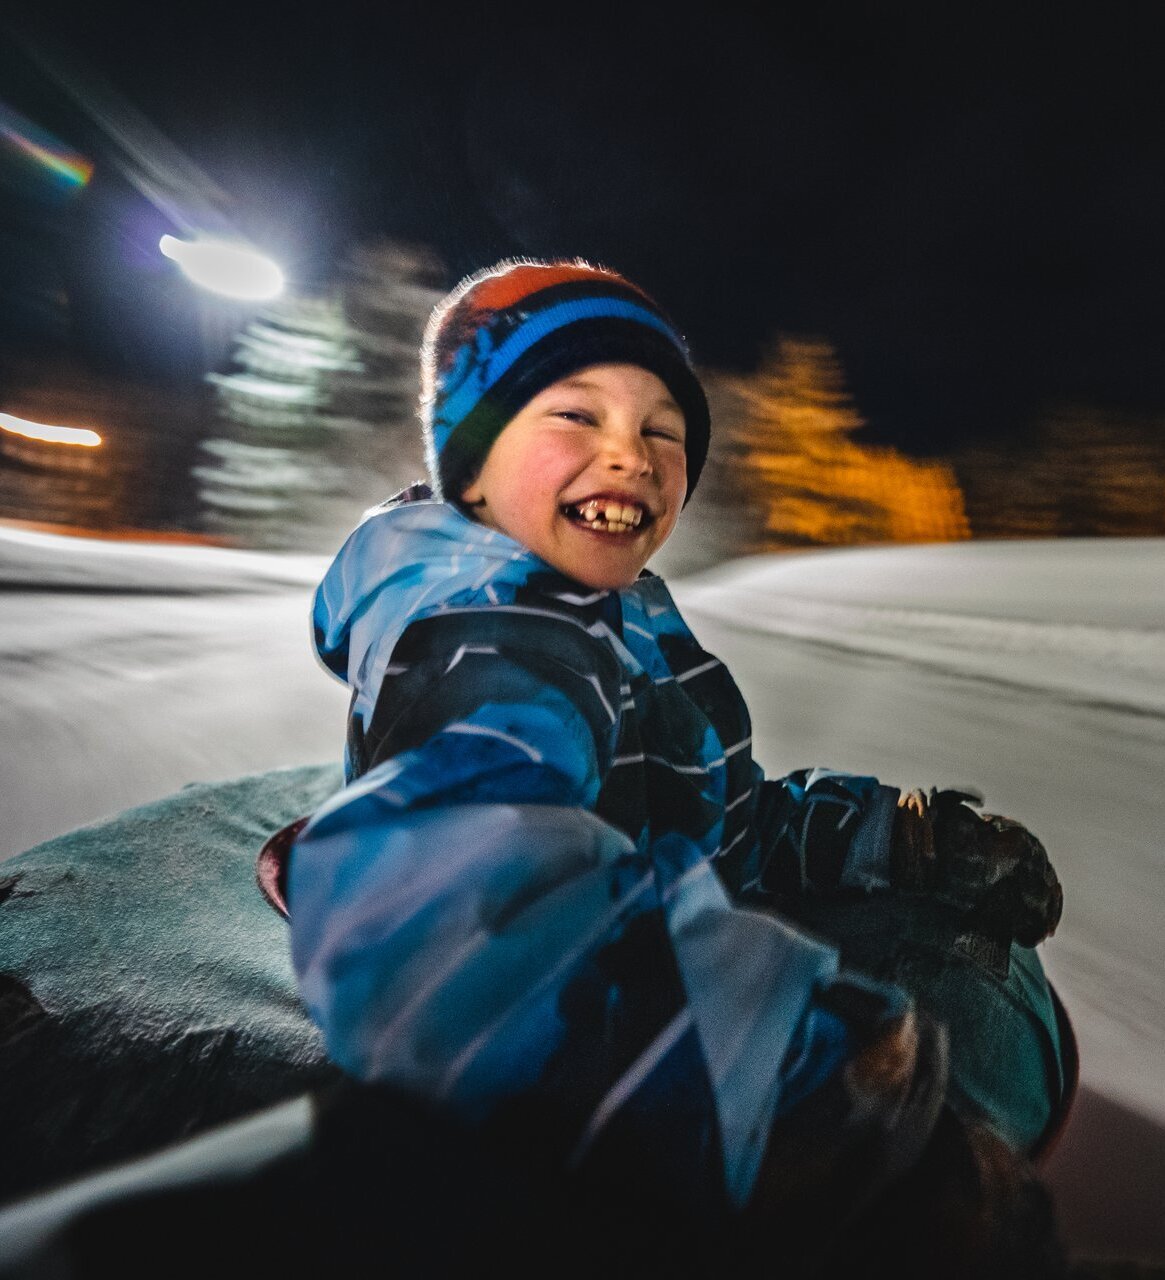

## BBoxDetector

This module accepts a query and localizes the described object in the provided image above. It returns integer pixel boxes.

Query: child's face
[460,363,688,590]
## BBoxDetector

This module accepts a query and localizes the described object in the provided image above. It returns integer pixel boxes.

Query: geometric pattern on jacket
[291,487,934,1222]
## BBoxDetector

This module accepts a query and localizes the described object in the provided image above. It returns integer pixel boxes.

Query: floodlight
[159,234,284,301]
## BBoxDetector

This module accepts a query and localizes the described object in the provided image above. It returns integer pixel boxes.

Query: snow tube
[0,763,344,1206]
[775,893,1077,1160]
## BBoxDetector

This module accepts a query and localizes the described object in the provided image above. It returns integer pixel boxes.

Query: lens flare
[0,101,94,189]
[159,234,285,301]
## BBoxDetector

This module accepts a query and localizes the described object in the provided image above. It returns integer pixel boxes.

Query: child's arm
[748,766,902,898]
[745,769,1062,948]
[289,610,626,1070]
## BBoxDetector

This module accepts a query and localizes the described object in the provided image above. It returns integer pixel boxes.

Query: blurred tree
[954,405,1165,540]
[198,295,360,550]
[199,239,445,551]
[721,334,970,551]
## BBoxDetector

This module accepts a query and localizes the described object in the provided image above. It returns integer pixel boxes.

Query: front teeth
[577,500,643,533]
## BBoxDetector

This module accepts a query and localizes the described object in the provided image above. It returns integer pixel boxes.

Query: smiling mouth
[562,498,648,534]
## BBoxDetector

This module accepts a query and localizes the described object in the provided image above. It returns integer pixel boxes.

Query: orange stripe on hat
[464,263,652,314]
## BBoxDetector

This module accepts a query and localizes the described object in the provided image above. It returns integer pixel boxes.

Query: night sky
[3,3,1163,453]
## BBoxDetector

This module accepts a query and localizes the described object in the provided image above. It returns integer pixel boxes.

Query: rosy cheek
[526,438,589,487]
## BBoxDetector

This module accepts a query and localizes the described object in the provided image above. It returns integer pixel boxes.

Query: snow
[0,525,349,862]
[675,539,1165,716]
[2,526,1163,1127]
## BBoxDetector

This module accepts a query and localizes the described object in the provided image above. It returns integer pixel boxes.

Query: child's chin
[549,539,654,590]
[568,564,646,591]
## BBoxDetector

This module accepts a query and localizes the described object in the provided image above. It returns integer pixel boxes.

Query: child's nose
[601,427,652,475]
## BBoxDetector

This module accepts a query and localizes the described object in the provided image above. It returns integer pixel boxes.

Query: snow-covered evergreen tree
[198,239,445,550]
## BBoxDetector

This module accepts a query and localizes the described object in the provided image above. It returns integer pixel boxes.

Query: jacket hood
[315,491,538,677]
[313,489,593,727]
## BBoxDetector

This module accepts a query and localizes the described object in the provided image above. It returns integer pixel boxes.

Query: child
[286,258,1067,1260]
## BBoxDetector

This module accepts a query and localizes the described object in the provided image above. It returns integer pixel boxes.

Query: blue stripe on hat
[433,297,687,440]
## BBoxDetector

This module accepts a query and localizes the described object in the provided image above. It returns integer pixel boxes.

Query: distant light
[0,412,102,447]
[159,234,285,301]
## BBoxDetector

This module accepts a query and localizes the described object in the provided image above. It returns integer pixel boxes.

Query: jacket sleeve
[742,765,902,905]
[289,608,629,1073]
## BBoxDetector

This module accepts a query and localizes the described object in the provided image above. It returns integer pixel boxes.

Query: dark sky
[4,3,1164,452]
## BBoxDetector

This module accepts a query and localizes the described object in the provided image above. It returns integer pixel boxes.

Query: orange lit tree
[725,334,969,550]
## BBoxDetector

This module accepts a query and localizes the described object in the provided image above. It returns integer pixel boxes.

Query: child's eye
[645,425,684,442]
[554,409,595,425]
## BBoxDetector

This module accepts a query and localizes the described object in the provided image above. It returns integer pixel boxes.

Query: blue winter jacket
[288,491,936,1219]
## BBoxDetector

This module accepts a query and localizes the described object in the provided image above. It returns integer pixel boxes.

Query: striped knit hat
[419,258,711,505]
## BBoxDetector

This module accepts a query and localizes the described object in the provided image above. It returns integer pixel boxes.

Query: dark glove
[891,788,1063,947]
